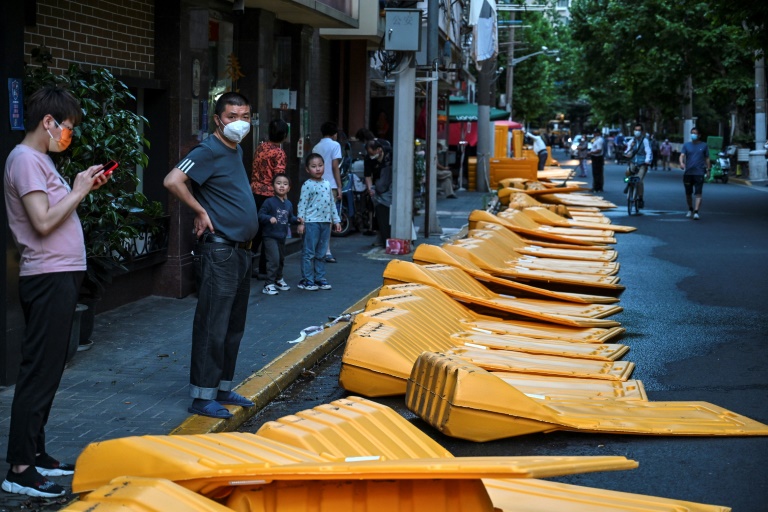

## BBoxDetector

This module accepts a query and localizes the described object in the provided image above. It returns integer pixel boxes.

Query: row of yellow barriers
[66,184,763,510]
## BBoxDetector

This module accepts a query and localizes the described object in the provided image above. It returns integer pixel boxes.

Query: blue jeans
[301,222,330,284]
[190,241,252,399]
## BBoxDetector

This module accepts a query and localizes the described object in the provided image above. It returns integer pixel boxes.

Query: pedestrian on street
[650,134,660,170]
[164,92,259,419]
[624,124,652,208]
[436,141,456,198]
[526,131,548,171]
[250,119,288,278]
[258,174,302,295]
[679,127,711,220]
[365,139,393,247]
[588,131,605,192]
[3,85,109,498]
[312,121,343,263]
[576,136,589,177]
[660,138,673,171]
[296,153,341,291]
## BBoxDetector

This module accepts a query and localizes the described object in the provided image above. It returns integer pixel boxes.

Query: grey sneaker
[685,210,693,218]
[275,279,290,291]
[693,212,700,220]
[297,279,319,291]
[316,280,332,290]
[262,284,278,295]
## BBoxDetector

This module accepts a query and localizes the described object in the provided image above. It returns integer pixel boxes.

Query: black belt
[199,233,252,250]
[538,150,548,155]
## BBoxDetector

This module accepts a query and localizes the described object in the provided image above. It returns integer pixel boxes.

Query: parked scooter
[708,145,736,183]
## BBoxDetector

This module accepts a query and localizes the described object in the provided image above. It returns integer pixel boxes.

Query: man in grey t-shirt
[679,127,711,220]
[164,92,258,419]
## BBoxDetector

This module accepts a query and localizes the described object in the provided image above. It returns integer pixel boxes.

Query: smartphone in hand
[102,160,119,176]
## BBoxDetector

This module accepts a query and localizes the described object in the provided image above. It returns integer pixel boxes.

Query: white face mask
[634,131,642,138]
[219,119,250,143]
[690,133,698,141]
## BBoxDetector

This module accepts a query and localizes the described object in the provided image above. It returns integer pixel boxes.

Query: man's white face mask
[220,120,251,143]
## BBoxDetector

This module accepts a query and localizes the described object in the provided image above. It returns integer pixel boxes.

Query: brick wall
[24,0,154,79]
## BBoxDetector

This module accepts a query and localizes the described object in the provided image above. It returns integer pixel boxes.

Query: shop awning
[442,102,510,122]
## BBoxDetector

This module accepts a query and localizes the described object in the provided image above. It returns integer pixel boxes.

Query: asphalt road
[242,152,768,511]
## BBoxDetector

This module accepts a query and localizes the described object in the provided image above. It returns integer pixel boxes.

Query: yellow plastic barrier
[447,347,634,380]
[452,332,629,361]
[521,206,637,233]
[445,241,625,295]
[463,232,620,275]
[535,192,618,209]
[489,158,538,187]
[375,284,626,343]
[256,397,729,512]
[497,209,617,242]
[382,260,622,327]
[471,220,618,260]
[406,352,768,441]
[412,244,619,304]
[64,476,232,511]
[468,210,610,246]
[502,190,611,224]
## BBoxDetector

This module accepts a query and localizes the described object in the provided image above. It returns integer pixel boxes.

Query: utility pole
[392,56,416,240]
[749,50,767,181]
[505,13,515,118]
[424,0,440,237]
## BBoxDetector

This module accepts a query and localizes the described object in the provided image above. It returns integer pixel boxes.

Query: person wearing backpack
[623,123,652,208]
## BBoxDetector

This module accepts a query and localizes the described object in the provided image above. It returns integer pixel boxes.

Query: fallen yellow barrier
[382,261,622,328]
[256,397,729,511]
[412,244,620,304]
[406,352,768,441]
[471,219,618,260]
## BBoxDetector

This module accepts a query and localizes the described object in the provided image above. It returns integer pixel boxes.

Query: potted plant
[24,47,166,350]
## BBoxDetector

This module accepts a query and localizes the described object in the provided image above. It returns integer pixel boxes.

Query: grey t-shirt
[176,135,258,242]
[681,141,710,176]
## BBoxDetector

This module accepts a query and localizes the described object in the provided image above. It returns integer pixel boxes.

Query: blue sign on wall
[8,78,24,131]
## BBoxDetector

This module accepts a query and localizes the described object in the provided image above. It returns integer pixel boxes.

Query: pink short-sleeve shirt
[4,144,86,276]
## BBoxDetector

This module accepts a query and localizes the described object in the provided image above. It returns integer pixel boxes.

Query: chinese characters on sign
[8,78,24,131]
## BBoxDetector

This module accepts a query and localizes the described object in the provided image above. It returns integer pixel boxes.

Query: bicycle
[624,164,642,215]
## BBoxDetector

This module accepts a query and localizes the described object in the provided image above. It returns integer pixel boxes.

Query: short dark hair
[365,140,383,151]
[268,119,288,143]
[26,85,82,128]
[634,123,643,131]
[690,127,699,133]
[320,121,338,137]
[272,172,290,186]
[305,152,323,168]
[356,128,375,141]
[215,92,250,117]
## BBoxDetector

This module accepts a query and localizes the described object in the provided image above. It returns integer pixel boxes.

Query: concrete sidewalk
[0,189,490,509]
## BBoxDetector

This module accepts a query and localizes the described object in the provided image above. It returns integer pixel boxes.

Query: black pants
[375,202,391,245]
[537,151,548,171]
[7,271,83,465]
[591,156,605,191]
[262,236,286,285]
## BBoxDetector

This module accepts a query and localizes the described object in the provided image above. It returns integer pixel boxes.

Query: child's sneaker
[297,279,318,291]
[35,453,75,476]
[1,466,65,498]
[316,280,332,290]
[275,279,290,291]
[262,284,278,295]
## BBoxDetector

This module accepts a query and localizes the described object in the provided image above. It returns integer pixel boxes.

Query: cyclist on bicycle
[623,123,652,208]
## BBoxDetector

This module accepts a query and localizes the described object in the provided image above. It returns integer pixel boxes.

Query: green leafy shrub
[24,46,164,290]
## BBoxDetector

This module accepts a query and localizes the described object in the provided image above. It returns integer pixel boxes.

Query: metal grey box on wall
[384,9,422,52]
